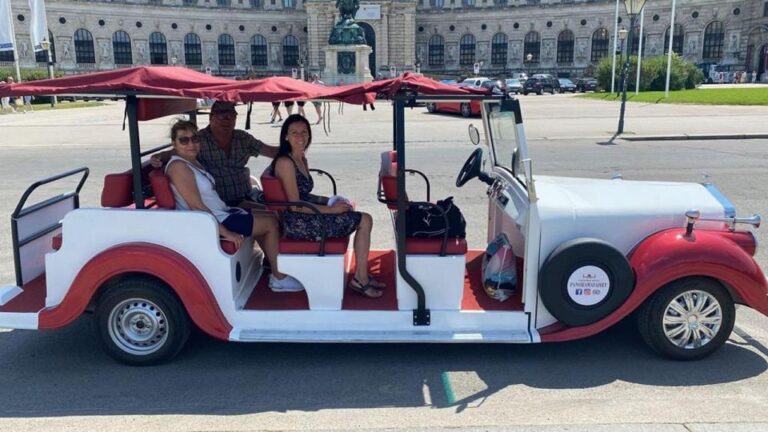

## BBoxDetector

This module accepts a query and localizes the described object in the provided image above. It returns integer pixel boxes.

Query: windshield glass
[487,103,525,185]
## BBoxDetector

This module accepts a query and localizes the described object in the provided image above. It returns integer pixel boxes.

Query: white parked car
[0,67,766,365]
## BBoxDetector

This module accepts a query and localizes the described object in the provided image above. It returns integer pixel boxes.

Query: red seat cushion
[279,237,350,254]
[149,169,176,209]
[260,174,289,211]
[404,237,467,255]
[220,240,237,255]
[52,233,62,251]
[101,171,134,208]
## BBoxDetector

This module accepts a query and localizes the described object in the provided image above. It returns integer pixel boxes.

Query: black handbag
[405,196,466,238]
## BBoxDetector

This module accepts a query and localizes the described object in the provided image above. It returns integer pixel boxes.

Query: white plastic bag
[482,233,517,302]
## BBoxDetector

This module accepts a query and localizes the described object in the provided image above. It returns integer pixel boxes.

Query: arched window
[283,35,299,66]
[218,34,235,66]
[629,26,646,56]
[491,33,507,65]
[35,30,55,63]
[703,21,724,60]
[216,0,231,6]
[428,34,444,66]
[251,34,268,66]
[183,0,197,5]
[462,0,476,6]
[557,30,574,63]
[149,32,167,65]
[430,0,445,8]
[524,31,540,63]
[591,28,609,62]
[74,28,95,64]
[112,31,132,65]
[459,34,475,66]
[184,33,202,65]
[495,0,508,5]
[283,0,295,8]
[664,24,684,55]
[249,0,261,7]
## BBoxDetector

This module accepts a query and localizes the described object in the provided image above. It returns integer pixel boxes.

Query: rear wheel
[426,102,437,113]
[95,276,191,366]
[637,278,734,360]
[460,103,472,117]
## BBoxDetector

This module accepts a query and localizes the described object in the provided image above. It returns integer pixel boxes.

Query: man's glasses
[176,135,201,145]
[213,112,237,120]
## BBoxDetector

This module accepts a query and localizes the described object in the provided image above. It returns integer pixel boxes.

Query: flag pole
[4,0,21,81]
[610,0,620,93]
[635,8,645,94]
[664,0,677,97]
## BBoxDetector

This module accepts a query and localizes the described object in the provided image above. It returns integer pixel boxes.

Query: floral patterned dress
[277,160,362,241]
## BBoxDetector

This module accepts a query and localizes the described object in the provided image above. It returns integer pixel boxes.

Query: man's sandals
[349,275,386,298]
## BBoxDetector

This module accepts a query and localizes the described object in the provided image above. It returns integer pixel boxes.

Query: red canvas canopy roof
[0,66,489,104]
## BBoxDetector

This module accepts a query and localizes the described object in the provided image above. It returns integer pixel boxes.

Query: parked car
[426,98,482,117]
[523,75,557,95]
[510,72,528,83]
[575,77,599,92]
[557,78,577,93]
[460,77,491,87]
[1,67,766,366]
[505,78,523,95]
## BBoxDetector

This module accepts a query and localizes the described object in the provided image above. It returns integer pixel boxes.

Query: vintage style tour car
[0,67,766,365]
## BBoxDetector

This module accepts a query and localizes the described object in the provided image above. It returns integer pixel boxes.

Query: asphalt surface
[0,96,767,431]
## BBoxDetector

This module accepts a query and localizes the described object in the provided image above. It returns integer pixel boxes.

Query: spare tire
[539,238,634,326]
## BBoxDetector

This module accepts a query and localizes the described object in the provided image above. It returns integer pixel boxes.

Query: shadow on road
[0,316,764,417]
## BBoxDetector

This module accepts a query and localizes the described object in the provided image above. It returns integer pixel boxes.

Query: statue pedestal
[322,44,373,85]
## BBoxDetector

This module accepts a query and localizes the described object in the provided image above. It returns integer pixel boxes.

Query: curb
[621,133,768,141]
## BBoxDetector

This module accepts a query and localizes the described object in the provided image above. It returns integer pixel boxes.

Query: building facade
[2,0,768,79]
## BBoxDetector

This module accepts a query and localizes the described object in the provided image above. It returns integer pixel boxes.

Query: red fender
[540,228,768,342]
[38,243,232,340]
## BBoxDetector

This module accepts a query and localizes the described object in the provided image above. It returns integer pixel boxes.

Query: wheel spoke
[699,325,717,339]
[676,327,693,347]
[668,300,688,316]
[699,315,722,325]
[700,301,721,318]
[691,327,703,348]
[663,315,687,325]
[682,292,695,312]
[666,323,688,339]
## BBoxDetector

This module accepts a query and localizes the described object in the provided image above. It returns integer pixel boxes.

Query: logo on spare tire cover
[567,265,610,306]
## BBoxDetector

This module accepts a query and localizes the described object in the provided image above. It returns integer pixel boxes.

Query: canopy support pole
[393,96,430,326]
[126,96,145,209]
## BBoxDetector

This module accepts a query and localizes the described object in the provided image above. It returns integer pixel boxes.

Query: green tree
[595,53,702,92]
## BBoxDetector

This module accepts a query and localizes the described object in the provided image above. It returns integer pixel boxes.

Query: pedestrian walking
[270,101,283,123]
[310,74,325,125]
[22,95,33,113]
[1,77,16,114]
[752,71,758,83]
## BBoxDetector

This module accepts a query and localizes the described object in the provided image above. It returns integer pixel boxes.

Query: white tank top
[165,155,232,223]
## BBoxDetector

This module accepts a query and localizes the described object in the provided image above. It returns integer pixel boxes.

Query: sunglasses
[176,134,201,145]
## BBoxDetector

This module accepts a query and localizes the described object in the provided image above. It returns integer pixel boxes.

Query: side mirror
[468,124,481,146]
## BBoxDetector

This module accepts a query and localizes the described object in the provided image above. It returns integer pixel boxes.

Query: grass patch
[577,87,768,106]
[5,101,107,112]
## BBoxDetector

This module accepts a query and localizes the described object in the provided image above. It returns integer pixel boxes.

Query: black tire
[460,103,472,117]
[426,103,436,113]
[536,89,543,95]
[95,276,191,366]
[539,238,634,326]
[636,277,735,360]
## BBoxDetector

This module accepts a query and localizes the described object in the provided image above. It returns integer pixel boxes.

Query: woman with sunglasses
[165,120,304,293]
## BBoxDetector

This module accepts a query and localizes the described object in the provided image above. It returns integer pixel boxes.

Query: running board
[232,329,532,343]
[0,285,23,306]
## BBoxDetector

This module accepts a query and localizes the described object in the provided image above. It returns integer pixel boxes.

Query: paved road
[0,99,767,431]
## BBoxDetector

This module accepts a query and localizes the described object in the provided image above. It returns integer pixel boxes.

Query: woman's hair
[170,119,198,141]
[271,114,312,172]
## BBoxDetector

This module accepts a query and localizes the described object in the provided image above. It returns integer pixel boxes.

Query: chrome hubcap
[108,298,168,356]
[663,290,722,350]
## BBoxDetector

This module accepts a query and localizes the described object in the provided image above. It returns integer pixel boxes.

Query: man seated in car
[152,101,279,207]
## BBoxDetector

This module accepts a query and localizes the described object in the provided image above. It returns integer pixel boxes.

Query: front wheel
[426,102,436,113]
[637,277,735,361]
[95,276,191,365]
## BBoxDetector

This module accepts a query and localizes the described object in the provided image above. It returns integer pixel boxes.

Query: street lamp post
[40,39,57,107]
[525,53,533,78]
[617,27,628,96]
[616,0,648,135]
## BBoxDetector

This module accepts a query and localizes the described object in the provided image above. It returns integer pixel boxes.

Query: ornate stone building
[3,0,768,79]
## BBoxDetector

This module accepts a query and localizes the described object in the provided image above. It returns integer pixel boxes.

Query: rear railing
[11,167,89,287]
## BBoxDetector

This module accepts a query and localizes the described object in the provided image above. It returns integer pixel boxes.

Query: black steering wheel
[456,148,484,187]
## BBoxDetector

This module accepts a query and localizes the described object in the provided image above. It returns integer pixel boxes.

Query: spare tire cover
[539,238,634,326]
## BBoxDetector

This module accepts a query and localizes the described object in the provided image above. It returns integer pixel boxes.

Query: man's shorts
[222,210,254,237]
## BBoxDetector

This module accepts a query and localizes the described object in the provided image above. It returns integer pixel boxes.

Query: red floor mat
[342,250,397,310]
[461,251,524,311]
[244,250,524,312]
[0,274,47,313]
